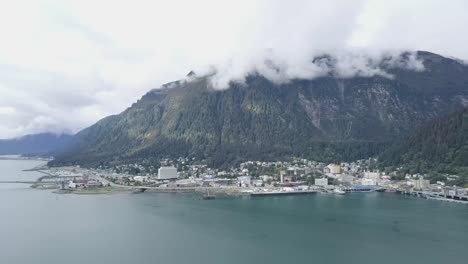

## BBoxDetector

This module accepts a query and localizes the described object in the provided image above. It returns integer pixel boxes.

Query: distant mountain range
[50,51,468,168]
[0,133,73,156]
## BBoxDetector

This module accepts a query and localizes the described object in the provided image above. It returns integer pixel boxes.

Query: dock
[250,190,317,196]
[0,180,37,184]
[396,190,468,204]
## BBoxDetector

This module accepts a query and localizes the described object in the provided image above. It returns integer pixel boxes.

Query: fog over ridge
[201,50,425,89]
[0,0,467,138]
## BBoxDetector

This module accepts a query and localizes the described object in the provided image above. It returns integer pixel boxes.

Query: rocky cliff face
[51,51,468,167]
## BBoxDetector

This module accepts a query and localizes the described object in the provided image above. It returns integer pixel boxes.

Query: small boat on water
[333,188,346,195]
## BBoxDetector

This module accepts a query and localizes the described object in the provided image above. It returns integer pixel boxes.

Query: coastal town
[28,157,468,203]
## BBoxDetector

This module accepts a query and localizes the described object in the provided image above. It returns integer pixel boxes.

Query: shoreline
[6,163,466,204]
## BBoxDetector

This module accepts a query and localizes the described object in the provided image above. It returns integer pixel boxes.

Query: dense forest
[378,107,468,184]
[50,51,468,169]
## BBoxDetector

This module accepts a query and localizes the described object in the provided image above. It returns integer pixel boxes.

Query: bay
[1,159,467,264]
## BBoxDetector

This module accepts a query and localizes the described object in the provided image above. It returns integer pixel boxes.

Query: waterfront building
[237,176,252,187]
[361,178,376,186]
[158,166,178,180]
[315,178,328,187]
[133,176,149,182]
[86,180,102,188]
[252,179,264,187]
[202,178,233,187]
[455,188,466,196]
[213,178,233,186]
[169,179,199,187]
[413,177,430,190]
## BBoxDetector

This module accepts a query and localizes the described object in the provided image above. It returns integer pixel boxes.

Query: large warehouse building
[157,166,178,180]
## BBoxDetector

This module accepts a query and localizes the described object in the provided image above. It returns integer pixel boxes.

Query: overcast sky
[0,0,467,139]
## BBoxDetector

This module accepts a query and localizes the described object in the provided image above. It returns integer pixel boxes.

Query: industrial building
[157,166,178,180]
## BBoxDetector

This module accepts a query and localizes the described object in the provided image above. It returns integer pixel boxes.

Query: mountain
[0,133,73,156]
[378,107,468,174]
[51,51,468,168]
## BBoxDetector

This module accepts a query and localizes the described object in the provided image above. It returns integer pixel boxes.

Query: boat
[333,188,346,195]
[346,185,378,192]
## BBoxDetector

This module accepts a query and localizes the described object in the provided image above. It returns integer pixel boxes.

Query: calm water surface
[1,159,467,264]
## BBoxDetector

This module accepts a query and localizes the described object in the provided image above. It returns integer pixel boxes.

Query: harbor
[3,160,468,264]
[0,156,467,206]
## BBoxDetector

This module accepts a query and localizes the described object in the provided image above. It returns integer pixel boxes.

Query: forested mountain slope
[51,51,468,167]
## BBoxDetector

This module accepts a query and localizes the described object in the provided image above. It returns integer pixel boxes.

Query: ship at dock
[344,185,382,193]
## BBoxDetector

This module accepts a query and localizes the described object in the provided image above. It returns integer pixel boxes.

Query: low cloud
[0,0,466,138]
[205,50,425,89]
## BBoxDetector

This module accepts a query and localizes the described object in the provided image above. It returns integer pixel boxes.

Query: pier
[396,190,468,203]
[250,190,317,196]
[0,180,37,184]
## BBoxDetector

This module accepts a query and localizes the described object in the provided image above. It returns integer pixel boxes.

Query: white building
[364,172,380,180]
[315,178,328,186]
[134,176,149,182]
[237,176,252,187]
[68,181,77,188]
[157,166,178,180]
[252,179,263,187]
[361,178,376,186]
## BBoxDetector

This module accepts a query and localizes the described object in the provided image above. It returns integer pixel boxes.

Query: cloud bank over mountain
[0,0,467,138]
